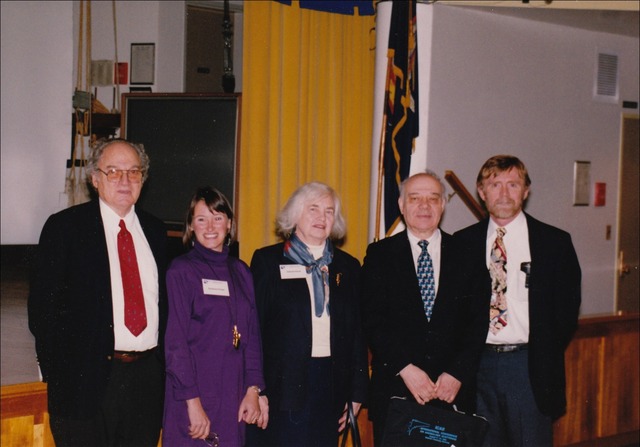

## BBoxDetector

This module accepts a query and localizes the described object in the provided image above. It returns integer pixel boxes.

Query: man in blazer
[28,139,167,447]
[362,171,489,446]
[454,155,581,447]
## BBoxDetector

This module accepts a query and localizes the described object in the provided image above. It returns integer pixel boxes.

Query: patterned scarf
[283,233,334,317]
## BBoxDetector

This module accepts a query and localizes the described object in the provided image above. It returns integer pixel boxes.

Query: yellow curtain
[238,0,376,262]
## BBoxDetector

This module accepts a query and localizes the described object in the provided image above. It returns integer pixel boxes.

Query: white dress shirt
[407,228,442,296]
[100,199,159,351]
[485,211,531,345]
[307,243,331,358]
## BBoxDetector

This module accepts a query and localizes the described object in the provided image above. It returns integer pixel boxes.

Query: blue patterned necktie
[417,240,436,321]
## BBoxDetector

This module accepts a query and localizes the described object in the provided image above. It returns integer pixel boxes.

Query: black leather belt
[113,348,155,363]
[485,343,528,353]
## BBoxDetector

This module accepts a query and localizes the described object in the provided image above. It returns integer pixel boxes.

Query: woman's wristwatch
[248,385,262,395]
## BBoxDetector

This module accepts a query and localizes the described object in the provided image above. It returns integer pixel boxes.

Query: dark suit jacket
[361,230,488,422]
[249,242,368,416]
[28,200,168,417]
[454,213,581,419]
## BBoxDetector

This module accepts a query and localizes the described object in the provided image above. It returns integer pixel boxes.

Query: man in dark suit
[28,139,167,447]
[455,155,581,447]
[362,171,489,446]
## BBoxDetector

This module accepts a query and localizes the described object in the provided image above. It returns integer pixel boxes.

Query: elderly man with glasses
[29,138,168,447]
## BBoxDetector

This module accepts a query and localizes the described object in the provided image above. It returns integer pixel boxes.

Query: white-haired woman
[246,182,368,447]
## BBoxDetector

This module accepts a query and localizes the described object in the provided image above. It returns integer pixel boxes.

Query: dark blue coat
[249,242,368,415]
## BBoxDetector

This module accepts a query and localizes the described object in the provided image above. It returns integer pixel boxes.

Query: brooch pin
[336,273,342,286]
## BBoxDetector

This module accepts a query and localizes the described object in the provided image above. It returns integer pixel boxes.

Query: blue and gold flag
[383,0,419,235]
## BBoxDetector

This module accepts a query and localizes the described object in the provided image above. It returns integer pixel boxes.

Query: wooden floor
[1,247,40,386]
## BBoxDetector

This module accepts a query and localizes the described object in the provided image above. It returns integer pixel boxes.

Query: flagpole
[374,52,394,242]
[374,112,387,242]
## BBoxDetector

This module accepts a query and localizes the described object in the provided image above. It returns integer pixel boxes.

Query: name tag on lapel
[279,264,308,279]
[202,279,230,296]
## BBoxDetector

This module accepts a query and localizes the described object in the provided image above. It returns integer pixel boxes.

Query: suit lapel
[279,254,314,335]
[89,201,111,292]
[431,232,451,318]
[525,213,544,305]
[395,233,421,293]
[84,201,114,321]
[391,232,427,320]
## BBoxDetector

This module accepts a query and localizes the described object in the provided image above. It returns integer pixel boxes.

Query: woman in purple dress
[163,187,267,447]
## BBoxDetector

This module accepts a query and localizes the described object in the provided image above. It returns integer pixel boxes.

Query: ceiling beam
[429,1,639,12]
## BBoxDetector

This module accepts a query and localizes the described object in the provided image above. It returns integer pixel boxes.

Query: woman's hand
[256,395,270,429]
[238,386,261,425]
[338,401,362,432]
[186,397,210,440]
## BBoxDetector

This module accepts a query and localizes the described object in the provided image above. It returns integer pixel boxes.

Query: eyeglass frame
[203,432,220,447]
[96,168,145,183]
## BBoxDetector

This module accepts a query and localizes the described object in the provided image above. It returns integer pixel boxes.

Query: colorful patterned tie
[489,227,507,334]
[118,220,147,336]
[417,240,436,321]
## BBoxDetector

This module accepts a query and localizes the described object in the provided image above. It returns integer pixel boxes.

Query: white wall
[158,1,187,93]
[2,1,637,315]
[1,1,191,245]
[424,5,639,315]
[80,1,187,109]
[1,1,73,244]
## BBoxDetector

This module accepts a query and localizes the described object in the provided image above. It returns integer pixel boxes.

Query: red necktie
[118,219,147,336]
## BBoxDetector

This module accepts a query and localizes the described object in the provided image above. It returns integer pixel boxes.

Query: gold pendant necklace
[232,324,241,349]
[199,249,242,350]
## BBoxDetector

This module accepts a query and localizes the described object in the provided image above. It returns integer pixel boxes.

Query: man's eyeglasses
[97,168,144,183]
[203,432,220,447]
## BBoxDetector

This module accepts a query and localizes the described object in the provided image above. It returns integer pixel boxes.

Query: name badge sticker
[202,279,230,296]
[279,264,308,279]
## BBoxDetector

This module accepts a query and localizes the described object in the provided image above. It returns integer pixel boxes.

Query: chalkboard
[122,93,240,229]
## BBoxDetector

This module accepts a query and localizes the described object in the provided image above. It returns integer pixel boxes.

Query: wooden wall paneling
[1,382,47,422]
[0,382,54,447]
[599,323,640,437]
[357,408,373,447]
[553,314,640,447]
[1,415,35,447]
[554,336,603,445]
[33,414,52,447]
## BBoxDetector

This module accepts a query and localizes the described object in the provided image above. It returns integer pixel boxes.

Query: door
[616,114,639,313]
[185,5,229,93]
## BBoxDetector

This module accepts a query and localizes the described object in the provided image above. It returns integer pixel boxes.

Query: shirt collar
[99,199,136,229]
[488,210,526,234]
[407,228,441,247]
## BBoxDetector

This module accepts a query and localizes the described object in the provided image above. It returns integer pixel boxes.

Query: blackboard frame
[121,93,241,231]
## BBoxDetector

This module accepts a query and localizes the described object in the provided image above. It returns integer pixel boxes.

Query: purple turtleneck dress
[163,241,265,447]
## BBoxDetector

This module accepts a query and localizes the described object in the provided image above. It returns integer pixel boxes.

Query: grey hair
[276,181,347,241]
[86,138,150,183]
[399,170,447,200]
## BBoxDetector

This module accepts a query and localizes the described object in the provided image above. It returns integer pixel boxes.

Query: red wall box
[115,62,128,85]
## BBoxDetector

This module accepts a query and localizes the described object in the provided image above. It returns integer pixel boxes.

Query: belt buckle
[487,343,524,353]
[114,349,150,363]
[497,344,517,353]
